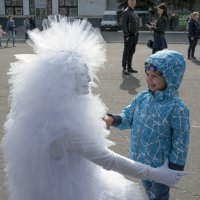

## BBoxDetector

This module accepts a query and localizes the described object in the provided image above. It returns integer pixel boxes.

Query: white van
[100,11,119,31]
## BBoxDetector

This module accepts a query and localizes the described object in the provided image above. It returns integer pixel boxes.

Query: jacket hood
[145,50,186,96]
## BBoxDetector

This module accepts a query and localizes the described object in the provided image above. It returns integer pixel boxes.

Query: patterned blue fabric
[117,50,190,168]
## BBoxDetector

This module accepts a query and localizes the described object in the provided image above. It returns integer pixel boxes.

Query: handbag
[147,31,153,49]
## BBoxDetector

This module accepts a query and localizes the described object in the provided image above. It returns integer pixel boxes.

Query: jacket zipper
[134,97,154,160]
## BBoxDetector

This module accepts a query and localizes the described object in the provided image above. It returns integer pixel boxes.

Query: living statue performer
[1,16,186,200]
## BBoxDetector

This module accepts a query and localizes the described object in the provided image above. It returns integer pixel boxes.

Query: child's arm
[169,104,190,169]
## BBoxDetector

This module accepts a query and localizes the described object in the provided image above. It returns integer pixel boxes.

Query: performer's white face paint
[74,65,91,95]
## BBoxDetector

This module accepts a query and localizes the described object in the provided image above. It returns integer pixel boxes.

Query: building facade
[0,0,199,30]
[0,0,106,29]
[0,0,109,17]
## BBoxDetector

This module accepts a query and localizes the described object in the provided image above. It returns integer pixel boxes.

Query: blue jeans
[142,180,170,200]
[7,30,15,46]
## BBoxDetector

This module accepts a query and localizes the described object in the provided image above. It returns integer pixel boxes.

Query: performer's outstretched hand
[147,159,187,187]
[103,115,113,129]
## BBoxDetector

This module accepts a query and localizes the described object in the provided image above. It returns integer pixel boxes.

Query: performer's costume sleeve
[50,131,186,187]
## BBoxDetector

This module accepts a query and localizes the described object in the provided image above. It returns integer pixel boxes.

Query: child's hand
[102,115,114,129]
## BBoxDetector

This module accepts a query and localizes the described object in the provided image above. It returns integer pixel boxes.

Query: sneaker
[192,56,197,59]
[187,57,191,60]
[122,69,129,75]
[128,68,138,73]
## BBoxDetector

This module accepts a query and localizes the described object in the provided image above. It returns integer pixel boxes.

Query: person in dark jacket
[187,11,200,60]
[29,16,36,30]
[146,3,168,54]
[121,0,139,75]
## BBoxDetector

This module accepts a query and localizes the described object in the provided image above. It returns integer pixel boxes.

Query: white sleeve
[50,132,186,187]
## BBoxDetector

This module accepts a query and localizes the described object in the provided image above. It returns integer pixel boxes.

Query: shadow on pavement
[120,74,140,94]
[191,59,200,66]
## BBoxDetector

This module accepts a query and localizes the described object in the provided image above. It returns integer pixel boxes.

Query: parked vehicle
[100,11,119,31]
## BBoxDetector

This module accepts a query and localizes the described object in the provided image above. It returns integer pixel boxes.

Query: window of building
[29,0,35,15]
[29,0,52,16]
[5,0,23,15]
[47,0,52,15]
[59,0,78,16]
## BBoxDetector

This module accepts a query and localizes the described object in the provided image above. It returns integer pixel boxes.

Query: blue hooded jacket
[116,50,190,168]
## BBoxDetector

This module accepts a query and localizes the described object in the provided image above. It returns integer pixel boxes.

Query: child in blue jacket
[104,49,190,200]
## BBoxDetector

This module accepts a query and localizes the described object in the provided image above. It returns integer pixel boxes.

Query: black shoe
[187,57,191,60]
[122,69,129,75]
[128,68,138,73]
[192,56,197,59]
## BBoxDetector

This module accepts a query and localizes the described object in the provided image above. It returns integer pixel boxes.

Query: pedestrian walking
[121,0,139,75]
[146,3,168,54]
[5,15,16,47]
[24,17,30,39]
[187,11,200,60]
[0,24,6,47]
[104,49,190,200]
[29,15,36,30]
[1,17,186,200]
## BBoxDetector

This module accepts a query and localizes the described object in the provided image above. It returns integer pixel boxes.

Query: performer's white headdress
[6,16,108,139]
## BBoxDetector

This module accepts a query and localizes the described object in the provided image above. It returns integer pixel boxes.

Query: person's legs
[12,30,16,47]
[149,181,170,200]
[122,36,132,75]
[188,37,194,59]
[122,36,131,70]
[127,35,138,72]
[152,48,163,54]
[141,180,152,199]
[25,30,29,39]
[0,37,2,46]
[6,31,12,46]
[142,180,170,200]
[191,38,198,58]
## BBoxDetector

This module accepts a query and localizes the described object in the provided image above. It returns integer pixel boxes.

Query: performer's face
[74,65,91,95]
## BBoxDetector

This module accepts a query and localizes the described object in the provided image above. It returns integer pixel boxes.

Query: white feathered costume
[1,16,182,200]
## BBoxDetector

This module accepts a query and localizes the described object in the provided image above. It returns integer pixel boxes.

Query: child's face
[146,70,166,92]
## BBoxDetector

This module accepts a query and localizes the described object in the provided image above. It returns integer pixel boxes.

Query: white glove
[147,159,187,187]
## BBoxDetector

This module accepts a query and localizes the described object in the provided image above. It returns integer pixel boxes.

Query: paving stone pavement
[0,42,200,200]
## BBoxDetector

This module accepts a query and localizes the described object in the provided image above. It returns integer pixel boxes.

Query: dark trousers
[188,37,198,58]
[152,48,163,54]
[142,180,170,200]
[122,34,138,69]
